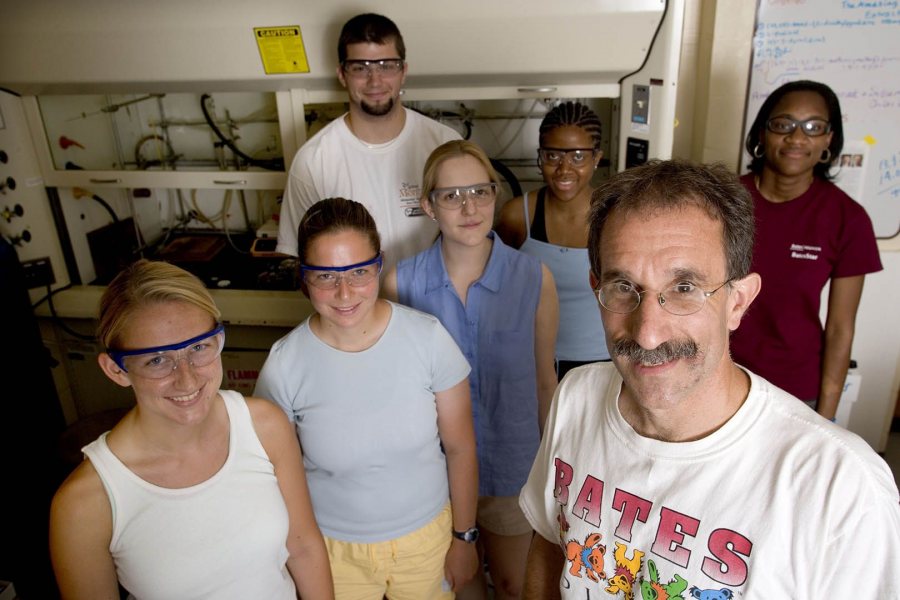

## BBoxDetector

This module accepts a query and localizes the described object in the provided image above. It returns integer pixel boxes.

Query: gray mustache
[612,339,698,364]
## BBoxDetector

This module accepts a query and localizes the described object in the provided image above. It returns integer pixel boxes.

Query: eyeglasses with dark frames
[766,116,831,137]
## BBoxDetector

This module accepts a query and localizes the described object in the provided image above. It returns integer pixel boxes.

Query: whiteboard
[742,1,900,238]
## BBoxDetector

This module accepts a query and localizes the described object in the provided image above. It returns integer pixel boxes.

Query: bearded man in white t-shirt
[276,13,460,270]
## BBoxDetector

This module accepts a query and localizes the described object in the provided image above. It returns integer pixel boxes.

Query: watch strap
[452,527,479,543]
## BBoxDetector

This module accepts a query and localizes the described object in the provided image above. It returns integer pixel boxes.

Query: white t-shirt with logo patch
[277,107,460,271]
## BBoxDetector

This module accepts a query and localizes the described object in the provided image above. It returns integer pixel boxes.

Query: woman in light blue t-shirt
[255,197,479,599]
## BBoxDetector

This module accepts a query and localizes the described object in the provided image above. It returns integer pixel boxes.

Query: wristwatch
[452,527,480,543]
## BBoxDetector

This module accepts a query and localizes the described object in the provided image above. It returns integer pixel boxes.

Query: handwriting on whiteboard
[878,150,900,197]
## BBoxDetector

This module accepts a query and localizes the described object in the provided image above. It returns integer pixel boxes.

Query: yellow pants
[325,504,454,600]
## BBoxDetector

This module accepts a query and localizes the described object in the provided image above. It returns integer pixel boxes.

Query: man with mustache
[519,160,900,597]
[276,13,460,270]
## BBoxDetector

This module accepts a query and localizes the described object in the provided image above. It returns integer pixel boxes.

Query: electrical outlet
[21,256,55,289]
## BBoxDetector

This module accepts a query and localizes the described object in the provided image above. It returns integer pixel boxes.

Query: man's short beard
[361,96,395,117]
[612,338,699,366]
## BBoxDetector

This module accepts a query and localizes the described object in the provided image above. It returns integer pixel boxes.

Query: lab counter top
[34,285,314,328]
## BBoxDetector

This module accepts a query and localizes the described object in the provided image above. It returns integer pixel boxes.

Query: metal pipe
[155,95,177,171]
[106,94,128,170]
[45,187,81,285]
[147,117,279,128]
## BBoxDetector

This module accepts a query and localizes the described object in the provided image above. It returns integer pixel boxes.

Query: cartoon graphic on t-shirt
[687,587,733,600]
[546,456,751,597]
[565,532,607,582]
[605,542,644,600]
[639,559,688,600]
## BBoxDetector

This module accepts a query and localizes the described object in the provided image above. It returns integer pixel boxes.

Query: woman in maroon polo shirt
[731,80,882,420]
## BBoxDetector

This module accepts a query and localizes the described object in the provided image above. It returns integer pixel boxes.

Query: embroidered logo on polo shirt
[790,243,821,260]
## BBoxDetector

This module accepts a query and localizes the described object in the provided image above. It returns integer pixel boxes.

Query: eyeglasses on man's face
[301,253,383,290]
[765,116,831,137]
[341,59,405,78]
[429,183,499,210]
[108,323,226,380]
[595,279,733,316]
[538,147,595,167]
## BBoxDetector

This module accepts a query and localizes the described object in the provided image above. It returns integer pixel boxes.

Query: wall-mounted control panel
[631,84,650,125]
[0,92,70,298]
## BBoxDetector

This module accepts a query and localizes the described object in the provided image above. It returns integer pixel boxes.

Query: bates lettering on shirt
[552,457,750,594]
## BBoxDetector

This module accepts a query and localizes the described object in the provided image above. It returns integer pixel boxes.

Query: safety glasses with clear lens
[108,323,226,379]
[428,183,499,210]
[301,253,384,290]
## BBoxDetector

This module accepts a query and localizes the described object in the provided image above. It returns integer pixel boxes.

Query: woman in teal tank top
[497,102,611,381]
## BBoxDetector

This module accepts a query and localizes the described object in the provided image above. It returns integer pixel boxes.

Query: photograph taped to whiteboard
[834,141,869,203]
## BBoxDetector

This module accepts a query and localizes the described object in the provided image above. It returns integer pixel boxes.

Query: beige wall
[675,0,757,168]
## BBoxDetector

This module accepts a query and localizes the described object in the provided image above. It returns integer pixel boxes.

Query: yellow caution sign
[254,26,309,74]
